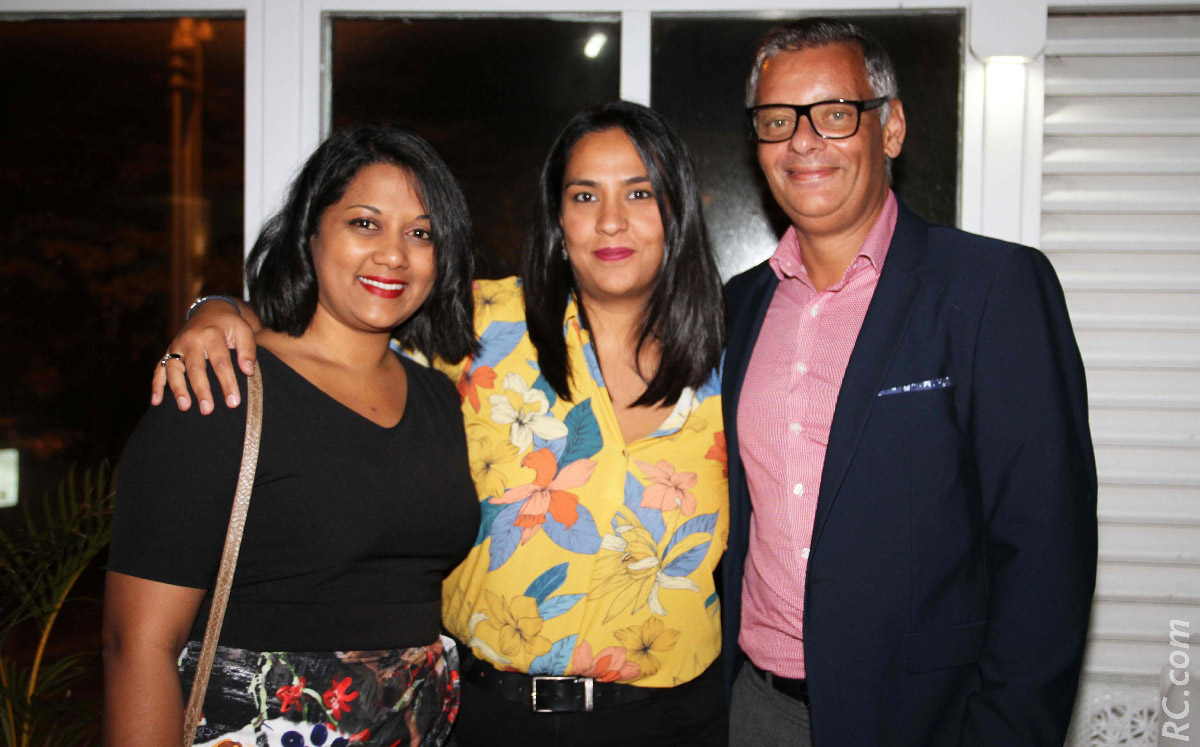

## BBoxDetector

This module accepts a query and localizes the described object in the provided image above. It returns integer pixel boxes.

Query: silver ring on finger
[159,352,184,368]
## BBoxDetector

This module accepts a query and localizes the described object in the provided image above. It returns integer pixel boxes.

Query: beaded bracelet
[186,295,243,320]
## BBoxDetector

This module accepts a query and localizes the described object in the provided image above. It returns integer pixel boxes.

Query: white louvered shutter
[1042,12,1200,687]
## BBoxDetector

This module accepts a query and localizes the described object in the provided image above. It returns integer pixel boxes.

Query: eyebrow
[563,175,651,189]
[346,204,430,220]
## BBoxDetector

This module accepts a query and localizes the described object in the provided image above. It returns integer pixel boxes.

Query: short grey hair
[746,18,899,124]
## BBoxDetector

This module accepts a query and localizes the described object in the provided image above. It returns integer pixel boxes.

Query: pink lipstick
[594,247,635,262]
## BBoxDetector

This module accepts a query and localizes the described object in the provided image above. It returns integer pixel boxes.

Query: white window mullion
[959,51,986,234]
[302,0,324,154]
[255,0,306,250]
[967,0,1047,246]
[242,0,264,268]
[620,9,651,105]
[1021,56,1045,246]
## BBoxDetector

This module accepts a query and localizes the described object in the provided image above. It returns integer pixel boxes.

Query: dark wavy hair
[246,123,476,361]
[522,101,725,407]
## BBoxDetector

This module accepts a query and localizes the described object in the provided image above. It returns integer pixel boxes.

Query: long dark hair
[522,101,725,407]
[246,123,477,362]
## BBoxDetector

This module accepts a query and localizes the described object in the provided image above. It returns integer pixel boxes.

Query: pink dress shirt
[737,192,898,678]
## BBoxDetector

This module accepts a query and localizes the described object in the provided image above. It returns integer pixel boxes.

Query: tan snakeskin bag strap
[182,364,263,746]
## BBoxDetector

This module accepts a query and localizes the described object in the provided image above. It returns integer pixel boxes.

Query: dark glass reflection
[0,18,245,510]
[652,13,963,278]
[331,17,621,276]
[0,17,244,727]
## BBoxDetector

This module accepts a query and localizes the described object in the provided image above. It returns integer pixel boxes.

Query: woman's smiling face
[559,128,666,309]
[310,162,437,335]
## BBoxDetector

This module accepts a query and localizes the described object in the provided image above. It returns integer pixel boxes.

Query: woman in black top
[103,124,480,747]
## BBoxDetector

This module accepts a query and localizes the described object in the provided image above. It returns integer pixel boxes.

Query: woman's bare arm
[151,298,261,414]
[102,571,206,747]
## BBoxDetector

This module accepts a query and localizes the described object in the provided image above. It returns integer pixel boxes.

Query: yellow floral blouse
[427,277,729,688]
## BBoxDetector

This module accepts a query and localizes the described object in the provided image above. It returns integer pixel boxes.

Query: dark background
[332,16,622,276]
[0,18,245,525]
[0,17,245,722]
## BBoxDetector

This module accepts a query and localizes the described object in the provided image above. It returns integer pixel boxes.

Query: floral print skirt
[177,635,459,747]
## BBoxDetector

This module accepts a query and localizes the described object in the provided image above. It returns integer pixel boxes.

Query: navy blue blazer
[721,201,1098,746]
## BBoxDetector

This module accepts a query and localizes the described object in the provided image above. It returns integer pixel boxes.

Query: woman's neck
[578,292,661,389]
[577,293,645,350]
[261,309,394,372]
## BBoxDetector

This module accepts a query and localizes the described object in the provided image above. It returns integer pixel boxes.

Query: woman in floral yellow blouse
[154,101,729,746]
[437,101,728,746]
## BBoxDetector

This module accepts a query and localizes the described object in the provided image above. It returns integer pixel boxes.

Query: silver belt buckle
[531,675,594,712]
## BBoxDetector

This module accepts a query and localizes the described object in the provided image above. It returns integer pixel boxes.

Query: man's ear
[882,99,906,160]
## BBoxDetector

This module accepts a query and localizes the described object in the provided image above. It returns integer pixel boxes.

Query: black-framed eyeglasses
[747,97,890,142]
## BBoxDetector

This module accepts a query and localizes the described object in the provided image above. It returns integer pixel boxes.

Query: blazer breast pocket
[878,377,954,397]
[870,375,963,449]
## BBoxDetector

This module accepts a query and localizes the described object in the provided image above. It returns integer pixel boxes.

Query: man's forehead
[758,44,871,98]
[765,43,865,72]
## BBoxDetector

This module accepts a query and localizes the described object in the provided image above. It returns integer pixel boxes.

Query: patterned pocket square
[878,377,954,397]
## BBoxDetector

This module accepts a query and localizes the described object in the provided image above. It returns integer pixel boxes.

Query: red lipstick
[358,275,407,299]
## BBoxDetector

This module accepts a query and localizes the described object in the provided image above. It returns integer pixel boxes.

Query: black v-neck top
[109,348,479,651]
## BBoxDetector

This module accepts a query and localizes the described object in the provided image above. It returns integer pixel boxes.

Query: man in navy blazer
[722,19,1098,747]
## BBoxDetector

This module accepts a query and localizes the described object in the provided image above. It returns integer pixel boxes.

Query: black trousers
[449,660,728,747]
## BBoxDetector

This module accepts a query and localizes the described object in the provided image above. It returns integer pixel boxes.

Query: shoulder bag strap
[182,365,264,746]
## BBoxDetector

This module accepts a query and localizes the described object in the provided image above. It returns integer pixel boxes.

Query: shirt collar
[564,291,581,324]
[768,190,899,286]
[559,290,698,440]
[563,291,587,344]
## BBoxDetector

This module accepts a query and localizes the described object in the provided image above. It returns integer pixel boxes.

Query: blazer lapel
[723,265,779,494]
[810,203,929,551]
[726,267,780,414]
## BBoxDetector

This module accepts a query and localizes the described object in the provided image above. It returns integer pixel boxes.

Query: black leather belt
[461,648,656,713]
[752,663,810,705]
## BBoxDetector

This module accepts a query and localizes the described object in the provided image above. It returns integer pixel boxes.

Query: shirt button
[792,483,804,496]
[795,362,808,375]
[809,305,820,317]
[800,547,811,559]
[789,422,802,433]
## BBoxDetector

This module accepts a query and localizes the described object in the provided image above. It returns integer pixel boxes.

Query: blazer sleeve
[959,246,1098,746]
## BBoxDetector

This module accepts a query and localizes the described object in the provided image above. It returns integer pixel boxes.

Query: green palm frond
[0,463,116,747]
[0,654,98,740]
[0,463,115,638]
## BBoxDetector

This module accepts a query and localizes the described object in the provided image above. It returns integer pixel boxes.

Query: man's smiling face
[755,42,905,239]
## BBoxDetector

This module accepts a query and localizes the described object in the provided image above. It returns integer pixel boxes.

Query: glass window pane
[652,13,963,278]
[0,18,245,507]
[331,16,621,275]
